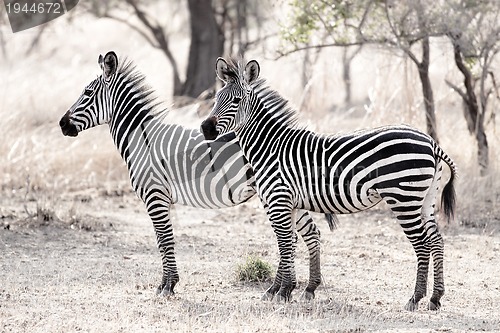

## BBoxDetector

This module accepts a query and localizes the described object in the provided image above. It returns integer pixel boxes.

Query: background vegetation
[1,0,498,229]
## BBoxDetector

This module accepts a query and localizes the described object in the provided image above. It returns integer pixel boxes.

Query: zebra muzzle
[59,111,79,137]
[201,116,219,140]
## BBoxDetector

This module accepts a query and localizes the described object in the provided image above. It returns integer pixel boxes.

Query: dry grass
[1,6,500,333]
[2,196,499,332]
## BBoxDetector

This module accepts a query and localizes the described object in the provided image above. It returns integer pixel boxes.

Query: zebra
[59,51,334,298]
[200,57,457,311]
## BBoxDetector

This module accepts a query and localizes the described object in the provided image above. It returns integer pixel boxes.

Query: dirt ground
[1,191,499,333]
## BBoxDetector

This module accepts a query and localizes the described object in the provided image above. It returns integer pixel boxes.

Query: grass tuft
[236,255,273,283]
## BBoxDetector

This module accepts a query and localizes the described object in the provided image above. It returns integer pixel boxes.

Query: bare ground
[1,191,499,333]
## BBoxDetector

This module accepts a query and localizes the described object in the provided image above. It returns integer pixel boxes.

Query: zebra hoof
[404,299,418,312]
[156,285,175,297]
[261,291,275,301]
[300,290,315,301]
[428,300,441,311]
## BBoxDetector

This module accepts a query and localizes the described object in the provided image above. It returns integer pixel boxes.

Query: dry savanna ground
[1,5,500,333]
[1,191,499,333]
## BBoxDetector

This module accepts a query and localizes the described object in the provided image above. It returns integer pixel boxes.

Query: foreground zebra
[201,58,457,310]
[59,52,332,297]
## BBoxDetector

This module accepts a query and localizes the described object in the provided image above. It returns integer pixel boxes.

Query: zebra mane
[222,57,300,128]
[222,57,246,82]
[220,57,299,128]
[250,78,300,129]
[116,58,168,120]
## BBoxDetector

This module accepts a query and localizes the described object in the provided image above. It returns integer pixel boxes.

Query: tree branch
[355,0,375,42]
[241,32,277,51]
[25,24,48,56]
[105,0,182,95]
[487,71,499,125]
[383,0,402,48]
[124,0,162,34]
[489,71,499,100]
[445,79,468,102]
[275,40,371,59]
[451,37,479,110]
[104,13,159,48]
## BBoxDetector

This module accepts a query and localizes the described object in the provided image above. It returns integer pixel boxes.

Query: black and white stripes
[201,57,457,310]
[60,52,328,297]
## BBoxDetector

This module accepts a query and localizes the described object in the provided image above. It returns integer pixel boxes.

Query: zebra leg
[261,203,281,301]
[381,194,429,311]
[422,166,445,310]
[261,261,284,301]
[264,202,296,302]
[261,226,298,301]
[295,210,321,301]
[263,210,320,302]
[145,193,179,296]
[404,225,444,311]
[404,237,430,311]
[428,233,444,310]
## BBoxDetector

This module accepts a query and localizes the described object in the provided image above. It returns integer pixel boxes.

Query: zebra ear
[244,60,260,84]
[215,57,230,83]
[100,51,118,80]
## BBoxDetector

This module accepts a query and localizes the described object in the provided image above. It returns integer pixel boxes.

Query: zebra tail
[442,168,456,223]
[324,213,339,231]
[435,144,458,223]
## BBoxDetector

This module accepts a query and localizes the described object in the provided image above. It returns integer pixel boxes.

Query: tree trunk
[451,39,489,175]
[182,0,224,97]
[341,46,362,105]
[342,48,352,105]
[475,125,489,175]
[415,37,439,143]
[412,4,439,143]
[236,0,248,56]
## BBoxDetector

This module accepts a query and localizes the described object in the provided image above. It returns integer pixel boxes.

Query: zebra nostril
[59,111,79,136]
[200,118,218,140]
[59,111,71,128]
[59,117,67,127]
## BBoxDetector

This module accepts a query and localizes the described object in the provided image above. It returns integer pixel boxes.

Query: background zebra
[201,57,457,311]
[59,51,332,298]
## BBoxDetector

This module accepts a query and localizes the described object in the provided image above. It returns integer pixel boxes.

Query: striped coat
[201,57,457,310]
[60,52,329,298]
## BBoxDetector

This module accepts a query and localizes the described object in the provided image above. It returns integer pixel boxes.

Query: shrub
[236,255,273,282]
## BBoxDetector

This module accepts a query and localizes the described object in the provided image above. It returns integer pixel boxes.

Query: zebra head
[59,51,118,137]
[201,57,260,140]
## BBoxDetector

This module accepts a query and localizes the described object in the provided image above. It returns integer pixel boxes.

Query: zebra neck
[109,106,168,163]
[237,102,289,170]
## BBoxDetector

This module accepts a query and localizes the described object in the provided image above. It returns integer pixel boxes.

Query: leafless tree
[444,0,500,175]
[88,0,270,98]
[341,45,362,105]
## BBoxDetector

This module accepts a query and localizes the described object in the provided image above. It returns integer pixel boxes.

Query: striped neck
[236,91,290,169]
[106,73,166,162]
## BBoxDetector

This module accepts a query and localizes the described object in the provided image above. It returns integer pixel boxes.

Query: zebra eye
[83,89,93,97]
[233,97,241,103]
